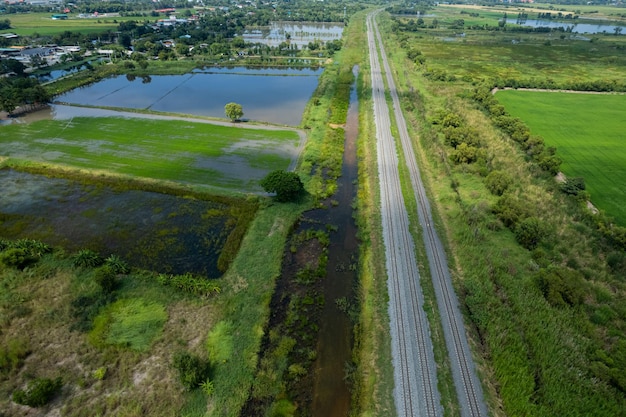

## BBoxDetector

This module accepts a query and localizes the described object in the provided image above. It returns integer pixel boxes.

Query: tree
[224,102,244,121]
[515,216,544,250]
[260,170,304,202]
[0,58,25,76]
[485,170,513,196]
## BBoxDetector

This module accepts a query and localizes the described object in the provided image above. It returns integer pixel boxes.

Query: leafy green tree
[0,58,25,76]
[224,102,244,121]
[260,170,305,202]
[450,143,479,164]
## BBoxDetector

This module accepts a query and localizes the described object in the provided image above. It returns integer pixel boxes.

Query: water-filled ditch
[0,169,246,276]
[243,66,359,416]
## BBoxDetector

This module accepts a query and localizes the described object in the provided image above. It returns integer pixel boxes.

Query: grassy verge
[351,9,397,417]
[201,198,308,416]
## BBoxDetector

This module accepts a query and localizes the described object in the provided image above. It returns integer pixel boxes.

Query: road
[367,10,489,417]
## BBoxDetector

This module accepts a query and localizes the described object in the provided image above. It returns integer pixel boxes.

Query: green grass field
[0,12,146,36]
[0,116,302,192]
[496,90,626,225]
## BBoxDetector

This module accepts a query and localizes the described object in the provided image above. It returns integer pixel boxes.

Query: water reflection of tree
[141,75,152,84]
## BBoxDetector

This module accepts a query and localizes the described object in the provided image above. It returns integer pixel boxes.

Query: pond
[243,21,344,47]
[55,66,323,126]
[0,169,244,277]
[34,64,88,82]
[506,18,625,34]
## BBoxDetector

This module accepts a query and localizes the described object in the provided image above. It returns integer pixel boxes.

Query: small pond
[55,66,323,126]
[506,18,625,34]
[242,21,344,47]
[0,169,242,277]
[34,61,101,82]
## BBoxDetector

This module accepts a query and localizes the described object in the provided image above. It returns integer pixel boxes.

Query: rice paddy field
[496,90,626,226]
[0,116,303,193]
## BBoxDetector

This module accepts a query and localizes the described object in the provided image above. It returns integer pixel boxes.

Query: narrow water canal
[241,67,359,416]
[309,65,360,416]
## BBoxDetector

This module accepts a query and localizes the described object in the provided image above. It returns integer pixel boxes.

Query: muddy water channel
[0,169,241,277]
[244,67,358,416]
[309,67,359,417]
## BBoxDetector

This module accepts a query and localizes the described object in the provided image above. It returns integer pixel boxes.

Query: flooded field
[243,21,344,47]
[55,67,323,126]
[0,169,246,277]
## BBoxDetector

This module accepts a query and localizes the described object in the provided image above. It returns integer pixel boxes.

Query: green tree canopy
[260,170,304,202]
[224,102,244,121]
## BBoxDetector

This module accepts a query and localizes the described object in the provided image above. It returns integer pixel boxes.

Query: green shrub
[560,177,586,196]
[156,273,221,297]
[12,377,62,407]
[172,351,211,390]
[515,217,544,250]
[94,265,118,293]
[92,367,107,381]
[485,170,513,196]
[450,143,479,164]
[607,252,626,274]
[536,267,585,308]
[493,193,533,228]
[0,339,30,374]
[200,379,215,396]
[72,249,104,268]
[0,248,34,269]
[11,239,52,257]
[104,254,129,274]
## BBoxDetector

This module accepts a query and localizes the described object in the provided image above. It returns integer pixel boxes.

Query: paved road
[367,10,489,417]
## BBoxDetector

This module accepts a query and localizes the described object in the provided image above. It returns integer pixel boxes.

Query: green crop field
[496,90,626,225]
[0,116,302,192]
[0,12,146,36]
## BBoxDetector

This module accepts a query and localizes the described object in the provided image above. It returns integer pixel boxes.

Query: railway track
[367,11,441,417]
[367,10,488,417]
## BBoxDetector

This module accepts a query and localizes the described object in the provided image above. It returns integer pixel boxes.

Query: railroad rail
[367,10,489,417]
